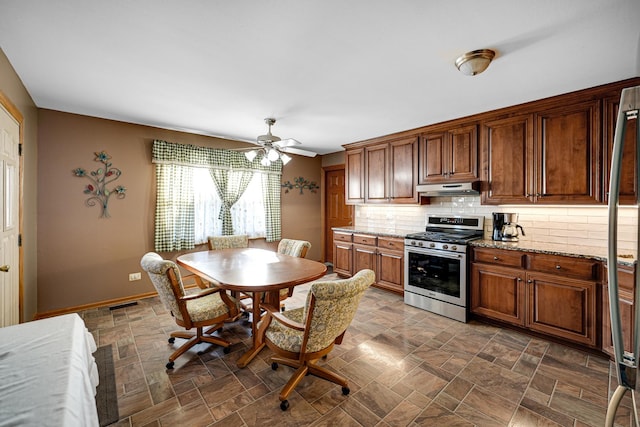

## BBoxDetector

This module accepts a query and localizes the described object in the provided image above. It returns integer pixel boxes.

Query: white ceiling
[0,1,639,155]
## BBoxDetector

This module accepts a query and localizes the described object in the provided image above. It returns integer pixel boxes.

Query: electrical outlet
[129,272,141,281]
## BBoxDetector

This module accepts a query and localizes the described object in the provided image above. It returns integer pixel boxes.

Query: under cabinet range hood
[416,182,479,197]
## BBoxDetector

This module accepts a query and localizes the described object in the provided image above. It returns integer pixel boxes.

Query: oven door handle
[405,248,465,259]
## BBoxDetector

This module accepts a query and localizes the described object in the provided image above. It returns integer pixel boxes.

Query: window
[152,140,282,252]
[193,168,265,243]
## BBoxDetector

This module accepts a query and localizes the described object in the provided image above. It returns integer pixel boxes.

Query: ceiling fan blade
[274,138,301,148]
[281,146,317,157]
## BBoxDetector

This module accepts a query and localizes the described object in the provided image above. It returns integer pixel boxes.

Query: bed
[0,313,99,426]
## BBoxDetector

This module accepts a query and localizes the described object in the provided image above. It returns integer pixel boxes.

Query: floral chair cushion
[264,269,375,353]
[207,235,249,250]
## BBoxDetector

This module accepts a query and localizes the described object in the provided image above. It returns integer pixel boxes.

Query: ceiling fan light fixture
[260,156,271,167]
[280,153,292,165]
[455,49,495,76]
[245,150,257,162]
[267,148,280,162]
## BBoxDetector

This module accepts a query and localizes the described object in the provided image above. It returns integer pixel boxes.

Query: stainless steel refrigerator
[607,85,640,426]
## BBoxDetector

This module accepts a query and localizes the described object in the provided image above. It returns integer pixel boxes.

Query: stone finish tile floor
[79,276,634,426]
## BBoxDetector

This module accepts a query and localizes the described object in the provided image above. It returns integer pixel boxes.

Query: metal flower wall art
[73,151,126,218]
[281,176,320,194]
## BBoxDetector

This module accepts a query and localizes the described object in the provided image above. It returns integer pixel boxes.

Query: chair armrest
[269,310,305,332]
[180,287,220,301]
[179,287,239,318]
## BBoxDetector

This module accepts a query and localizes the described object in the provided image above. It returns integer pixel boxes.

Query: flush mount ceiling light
[455,49,496,76]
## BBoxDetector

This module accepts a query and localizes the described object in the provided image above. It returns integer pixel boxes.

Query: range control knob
[418,242,424,247]
[429,243,436,248]
[442,244,449,250]
[451,245,457,251]
[410,241,416,246]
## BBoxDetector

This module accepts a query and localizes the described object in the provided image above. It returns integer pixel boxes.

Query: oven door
[404,246,466,307]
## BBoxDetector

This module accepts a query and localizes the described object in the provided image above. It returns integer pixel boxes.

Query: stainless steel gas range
[404,215,484,322]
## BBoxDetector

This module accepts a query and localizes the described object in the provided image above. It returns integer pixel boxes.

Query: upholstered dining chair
[207,234,249,250]
[141,252,240,369]
[277,239,312,306]
[206,234,252,314]
[256,269,375,410]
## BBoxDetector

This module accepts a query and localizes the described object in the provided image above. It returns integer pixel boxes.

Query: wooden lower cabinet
[470,263,525,326]
[333,231,353,277]
[527,272,596,347]
[332,231,404,294]
[471,247,599,348]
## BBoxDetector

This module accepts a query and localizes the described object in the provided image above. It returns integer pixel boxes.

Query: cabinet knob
[493,256,499,260]
[517,277,522,282]
[527,279,532,283]
[555,265,561,269]
[0,265,8,272]
[536,193,541,197]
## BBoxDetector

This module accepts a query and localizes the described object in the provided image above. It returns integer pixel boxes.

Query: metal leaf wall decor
[73,151,126,218]
[281,176,319,194]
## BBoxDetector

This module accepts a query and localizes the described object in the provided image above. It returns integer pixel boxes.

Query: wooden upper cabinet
[389,136,419,203]
[365,142,390,203]
[345,148,365,204]
[603,94,638,205]
[345,135,420,205]
[419,124,478,184]
[535,100,601,204]
[481,115,535,205]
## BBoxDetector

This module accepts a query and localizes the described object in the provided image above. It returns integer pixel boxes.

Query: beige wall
[0,48,39,322]
[37,110,322,315]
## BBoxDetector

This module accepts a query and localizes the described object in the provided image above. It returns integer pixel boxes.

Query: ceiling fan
[244,118,317,166]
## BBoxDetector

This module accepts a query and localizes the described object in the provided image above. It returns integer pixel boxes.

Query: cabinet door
[365,143,389,203]
[419,131,447,183]
[481,115,534,204]
[535,100,601,204]
[389,136,419,203]
[376,248,404,294]
[333,242,353,277]
[470,263,525,326]
[345,148,365,204]
[603,95,638,205]
[449,124,478,182]
[353,244,377,276]
[527,272,596,347]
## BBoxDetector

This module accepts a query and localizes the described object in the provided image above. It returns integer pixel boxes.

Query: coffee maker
[492,212,525,242]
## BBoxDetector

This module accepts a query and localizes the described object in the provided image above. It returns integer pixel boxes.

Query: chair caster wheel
[342,387,350,395]
[168,337,175,344]
[280,400,289,411]
[271,362,278,370]
[242,311,250,318]
[223,346,231,354]
[166,361,174,369]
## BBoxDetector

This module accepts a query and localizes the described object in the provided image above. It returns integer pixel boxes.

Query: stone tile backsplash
[355,196,638,251]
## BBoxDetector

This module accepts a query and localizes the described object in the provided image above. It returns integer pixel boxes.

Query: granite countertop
[331,226,410,239]
[332,226,637,267]
[470,239,637,267]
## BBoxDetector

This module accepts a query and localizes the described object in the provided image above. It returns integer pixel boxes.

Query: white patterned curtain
[152,140,282,251]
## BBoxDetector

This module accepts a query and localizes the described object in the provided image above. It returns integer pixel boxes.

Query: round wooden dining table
[176,247,327,367]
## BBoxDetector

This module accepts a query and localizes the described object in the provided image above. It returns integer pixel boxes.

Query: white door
[0,103,19,327]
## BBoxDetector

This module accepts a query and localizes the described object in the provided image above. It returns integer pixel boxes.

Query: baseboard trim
[34,291,157,319]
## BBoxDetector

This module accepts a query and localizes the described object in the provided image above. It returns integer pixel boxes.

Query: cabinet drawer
[605,265,635,293]
[377,237,403,250]
[526,253,598,280]
[353,234,377,245]
[333,232,353,243]
[473,248,524,268]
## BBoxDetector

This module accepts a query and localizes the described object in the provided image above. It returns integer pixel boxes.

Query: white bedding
[0,313,99,426]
